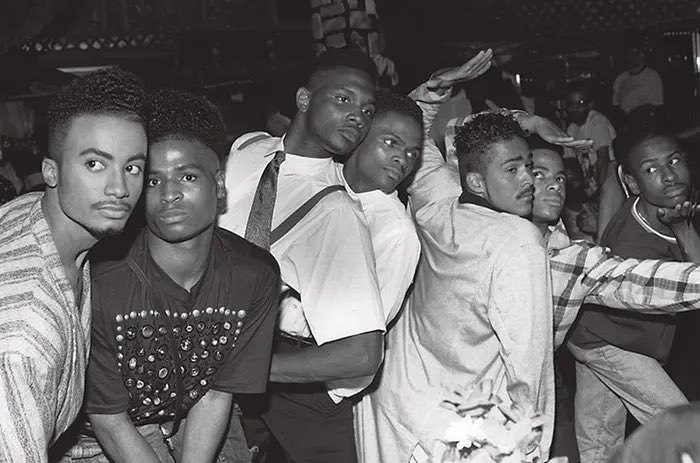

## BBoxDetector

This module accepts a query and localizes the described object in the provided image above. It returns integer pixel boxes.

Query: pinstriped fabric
[0,193,91,463]
[244,150,285,250]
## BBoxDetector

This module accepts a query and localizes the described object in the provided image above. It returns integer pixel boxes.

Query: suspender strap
[125,256,185,439]
[237,133,271,151]
[270,185,345,246]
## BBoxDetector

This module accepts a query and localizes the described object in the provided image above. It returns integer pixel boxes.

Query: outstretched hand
[426,49,494,93]
[516,114,594,148]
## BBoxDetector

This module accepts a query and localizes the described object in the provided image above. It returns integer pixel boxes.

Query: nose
[160,180,182,203]
[393,152,408,171]
[521,168,534,187]
[104,170,129,199]
[547,179,563,193]
[347,109,367,130]
[662,165,678,183]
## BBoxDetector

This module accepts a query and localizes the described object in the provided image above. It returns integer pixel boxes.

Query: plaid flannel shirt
[548,220,700,348]
[411,82,700,350]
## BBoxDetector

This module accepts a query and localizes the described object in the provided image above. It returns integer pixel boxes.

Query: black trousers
[240,339,357,463]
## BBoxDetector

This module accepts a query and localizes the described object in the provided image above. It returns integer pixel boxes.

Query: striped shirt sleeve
[0,353,56,463]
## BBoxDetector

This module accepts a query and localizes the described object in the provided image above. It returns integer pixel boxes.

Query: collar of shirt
[272,135,336,178]
[336,163,399,207]
[546,220,571,251]
[136,230,217,304]
[458,190,503,211]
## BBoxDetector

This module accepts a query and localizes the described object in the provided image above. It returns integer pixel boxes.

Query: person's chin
[87,222,126,240]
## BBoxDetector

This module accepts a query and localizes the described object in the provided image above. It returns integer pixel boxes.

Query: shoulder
[495,213,544,247]
[589,109,613,126]
[230,132,277,154]
[214,227,280,278]
[646,67,662,79]
[0,194,41,249]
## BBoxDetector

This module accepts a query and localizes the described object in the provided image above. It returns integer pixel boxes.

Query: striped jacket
[0,193,91,463]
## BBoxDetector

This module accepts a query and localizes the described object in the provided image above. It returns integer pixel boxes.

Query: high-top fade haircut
[614,122,677,174]
[146,88,227,161]
[454,112,527,187]
[306,47,378,91]
[374,90,424,139]
[47,67,146,160]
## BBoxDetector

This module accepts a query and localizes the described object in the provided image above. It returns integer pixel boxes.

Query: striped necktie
[244,150,285,250]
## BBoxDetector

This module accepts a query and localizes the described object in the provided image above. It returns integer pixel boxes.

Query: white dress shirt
[218,133,385,349]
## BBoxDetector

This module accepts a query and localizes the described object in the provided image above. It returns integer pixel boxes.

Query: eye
[126,164,144,175]
[146,178,160,187]
[507,167,518,174]
[533,170,544,179]
[405,150,419,160]
[362,106,375,117]
[646,166,658,174]
[557,176,567,184]
[182,174,197,182]
[383,138,396,147]
[335,95,350,103]
[85,160,105,171]
[669,157,681,166]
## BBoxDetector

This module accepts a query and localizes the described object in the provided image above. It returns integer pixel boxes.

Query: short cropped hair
[307,47,377,90]
[374,90,424,138]
[47,68,146,159]
[146,88,227,160]
[454,112,527,181]
[614,122,677,173]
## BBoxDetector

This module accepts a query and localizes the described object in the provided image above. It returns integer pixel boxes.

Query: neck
[533,219,551,237]
[146,225,214,292]
[41,191,96,275]
[342,159,375,193]
[637,196,673,235]
[629,65,645,75]
[284,115,333,159]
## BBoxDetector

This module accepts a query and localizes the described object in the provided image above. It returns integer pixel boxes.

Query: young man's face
[145,138,225,244]
[532,148,567,226]
[565,90,592,126]
[481,137,535,217]
[48,114,146,239]
[305,67,376,157]
[624,135,692,209]
[347,111,422,193]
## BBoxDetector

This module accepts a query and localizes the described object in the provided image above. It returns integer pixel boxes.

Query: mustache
[516,186,535,199]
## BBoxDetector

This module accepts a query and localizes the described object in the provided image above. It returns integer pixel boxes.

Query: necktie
[244,150,285,250]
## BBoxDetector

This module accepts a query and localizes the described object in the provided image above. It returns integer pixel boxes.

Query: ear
[215,169,226,200]
[622,171,640,195]
[296,87,311,113]
[42,158,58,188]
[465,171,486,196]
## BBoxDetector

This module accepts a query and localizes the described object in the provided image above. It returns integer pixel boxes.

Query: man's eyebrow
[79,148,113,160]
[501,154,528,166]
[640,150,683,165]
[128,153,147,163]
[79,149,146,163]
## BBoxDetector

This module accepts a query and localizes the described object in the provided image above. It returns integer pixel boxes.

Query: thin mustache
[516,186,535,199]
